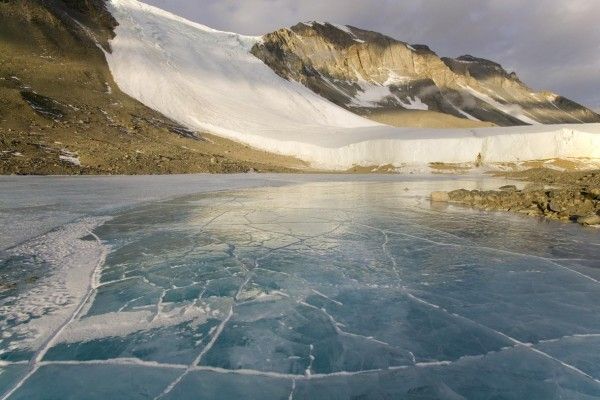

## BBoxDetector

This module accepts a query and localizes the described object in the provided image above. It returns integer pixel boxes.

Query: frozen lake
[1,176,599,399]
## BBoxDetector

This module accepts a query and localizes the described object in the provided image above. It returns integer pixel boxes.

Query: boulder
[577,214,600,226]
[431,191,449,202]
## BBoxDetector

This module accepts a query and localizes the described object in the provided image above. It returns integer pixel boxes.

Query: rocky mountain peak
[288,21,421,53]
[288,22,357,48]
[409,44,437,55]
[252,22,600,127]
[443,54,522,84]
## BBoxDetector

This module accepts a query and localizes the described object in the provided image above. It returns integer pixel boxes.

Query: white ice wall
[106,0,600,170]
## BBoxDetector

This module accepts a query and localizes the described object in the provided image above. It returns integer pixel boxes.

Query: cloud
[142,0,600,109]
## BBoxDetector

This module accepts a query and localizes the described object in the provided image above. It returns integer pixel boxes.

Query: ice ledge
[200,123,600,170]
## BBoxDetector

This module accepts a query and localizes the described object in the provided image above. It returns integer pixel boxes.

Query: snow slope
[105,0,600,169]
[459,84,541,125]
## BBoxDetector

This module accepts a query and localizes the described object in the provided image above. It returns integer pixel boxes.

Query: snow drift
[105,0,600,170]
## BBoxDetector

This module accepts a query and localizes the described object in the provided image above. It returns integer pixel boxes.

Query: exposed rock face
[0,0,117,50]
[252,22,600,127]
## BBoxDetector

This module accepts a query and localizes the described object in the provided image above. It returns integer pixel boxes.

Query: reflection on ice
[1,181,600,399]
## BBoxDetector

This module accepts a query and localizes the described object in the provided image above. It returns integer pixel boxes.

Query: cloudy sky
[144,0,600,110]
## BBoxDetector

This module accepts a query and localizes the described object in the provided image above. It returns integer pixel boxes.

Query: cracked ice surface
[1,181,600,399]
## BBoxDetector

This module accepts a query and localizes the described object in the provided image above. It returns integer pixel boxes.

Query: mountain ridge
[251,21,600,127]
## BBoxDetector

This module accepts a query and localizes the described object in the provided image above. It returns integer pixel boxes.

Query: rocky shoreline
[431,169,600,226]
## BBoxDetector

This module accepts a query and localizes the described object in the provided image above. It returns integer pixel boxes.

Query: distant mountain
[252,22,600,127]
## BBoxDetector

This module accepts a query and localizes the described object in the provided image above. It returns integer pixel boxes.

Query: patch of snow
[104,0,600,170]
[351,83,395,107]
[446,101,481,121]
[59,155,81,166]
[319,74,353,100]
[549,100,585,123]
[330,23,365,43]
[383,71,410,86]
[331,23,353,35]
[406,44,416,51]
[59,149,81,166]
[460,85,541,125]
[302,21,364,43]
[398,96,429,111]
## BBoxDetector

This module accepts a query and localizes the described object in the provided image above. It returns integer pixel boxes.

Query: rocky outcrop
[430,170,600,226]
[252,22,600,127]
[446,187,600,225]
